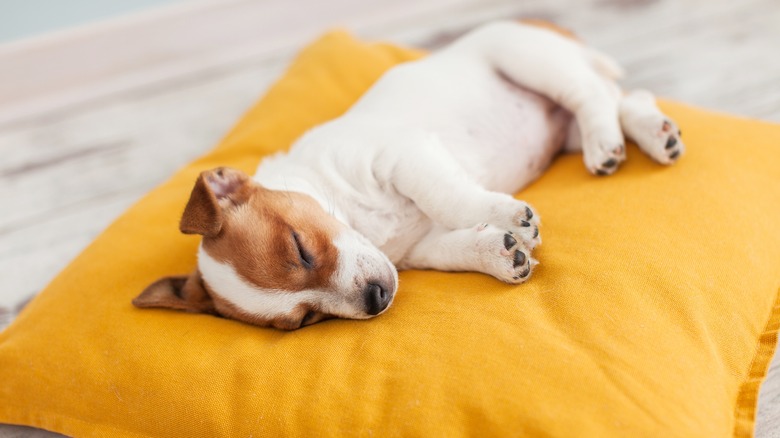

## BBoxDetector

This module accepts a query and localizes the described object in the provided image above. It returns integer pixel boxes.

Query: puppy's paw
[633,116,684,165]
[582,129,627,176]
[475,224,538,284]
[489,200,541,249]
[620,90,684,165]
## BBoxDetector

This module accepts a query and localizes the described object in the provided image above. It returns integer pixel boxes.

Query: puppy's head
[134,167,398,330]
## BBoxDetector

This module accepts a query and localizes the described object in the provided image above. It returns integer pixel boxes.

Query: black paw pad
[503,234,517,250]
[595,168,610,176]
[512,262,532,280]
[513,250,526,268]
[665,137,677,150]
[669,150,681,160]
[602,158,618,169]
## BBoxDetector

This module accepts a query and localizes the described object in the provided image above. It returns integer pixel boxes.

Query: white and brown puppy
[134,21,683,330]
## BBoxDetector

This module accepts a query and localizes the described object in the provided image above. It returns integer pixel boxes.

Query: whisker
[327,187,336,216]
[282,177,295,206]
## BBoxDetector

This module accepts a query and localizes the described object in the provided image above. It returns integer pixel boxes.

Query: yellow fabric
[1,31,780,438]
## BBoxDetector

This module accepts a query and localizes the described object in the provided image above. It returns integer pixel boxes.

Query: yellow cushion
[2,31,780,438]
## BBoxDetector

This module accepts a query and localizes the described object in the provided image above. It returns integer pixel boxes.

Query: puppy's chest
[344,191,432,264]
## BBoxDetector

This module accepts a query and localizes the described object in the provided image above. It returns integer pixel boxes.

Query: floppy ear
[179,167,250,236]
[132,271,216,315]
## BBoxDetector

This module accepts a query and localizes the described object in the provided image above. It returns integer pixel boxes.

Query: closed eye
[292,231,315,269]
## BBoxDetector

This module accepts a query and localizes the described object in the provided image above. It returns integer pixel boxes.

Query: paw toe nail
[533,226,539,239]
[517,261,532,278]
[665,137,677,149]
[513,251,527,268]
[520,220,531,227]
[503,234,517,250]
[669,150,681,160]
[595,168,610,176]
[525,206,533,220]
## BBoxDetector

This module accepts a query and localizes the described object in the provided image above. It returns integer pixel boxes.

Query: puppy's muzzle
[364,280,394,315]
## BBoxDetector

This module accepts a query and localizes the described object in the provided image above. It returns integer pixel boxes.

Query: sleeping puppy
[134,21,683,330]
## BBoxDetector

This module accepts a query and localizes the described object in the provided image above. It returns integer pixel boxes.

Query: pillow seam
[733,286,780,437]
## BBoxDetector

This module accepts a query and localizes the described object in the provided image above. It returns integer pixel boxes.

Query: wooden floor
[1,0,779,436]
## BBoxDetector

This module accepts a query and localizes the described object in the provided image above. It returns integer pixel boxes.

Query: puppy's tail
[585,47,625,81]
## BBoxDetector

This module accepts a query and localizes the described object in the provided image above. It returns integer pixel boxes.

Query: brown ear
[179,167,250,236]
[133,271,216,315]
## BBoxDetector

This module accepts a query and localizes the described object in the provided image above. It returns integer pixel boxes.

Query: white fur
[221,21,683,302]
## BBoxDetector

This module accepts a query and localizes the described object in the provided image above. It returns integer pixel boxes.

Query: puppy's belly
[439,83,571,194]
[359,60,571,195]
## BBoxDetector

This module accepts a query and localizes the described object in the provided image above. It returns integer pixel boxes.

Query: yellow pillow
[2,31,780,438]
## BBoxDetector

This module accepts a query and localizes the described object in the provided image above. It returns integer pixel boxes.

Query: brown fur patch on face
[202,183,343,294]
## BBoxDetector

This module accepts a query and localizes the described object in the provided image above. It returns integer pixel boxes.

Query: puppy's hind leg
[399,224,537,284]
[457,21,626,175]
[620,89,684,165]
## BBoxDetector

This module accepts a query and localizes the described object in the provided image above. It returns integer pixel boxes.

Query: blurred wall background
[0,0,192,43]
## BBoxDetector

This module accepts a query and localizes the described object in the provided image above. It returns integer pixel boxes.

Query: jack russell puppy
[134,21,683,330]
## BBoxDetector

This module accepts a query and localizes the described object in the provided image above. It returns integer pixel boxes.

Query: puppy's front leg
[386,134,540,245]
[399,224,537,284]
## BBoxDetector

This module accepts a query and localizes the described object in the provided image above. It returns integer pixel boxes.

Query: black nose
[364,282,392,315]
